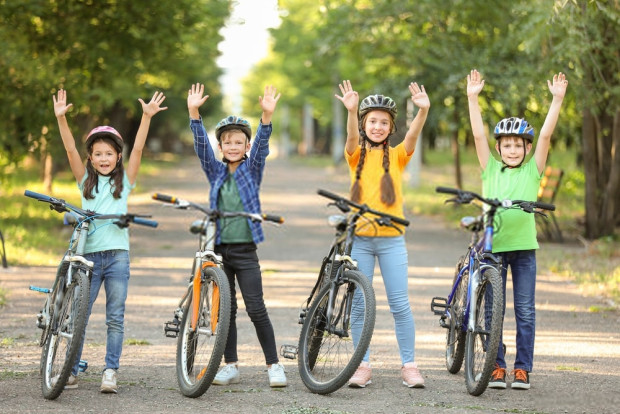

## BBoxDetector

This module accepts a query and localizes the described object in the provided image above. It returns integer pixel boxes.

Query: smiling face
[89,139,121,175]
[219,130,250,166]
[362,110,393,144]
[495,136,532,167]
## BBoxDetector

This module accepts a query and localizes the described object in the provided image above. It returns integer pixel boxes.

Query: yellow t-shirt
[344,142,412,237]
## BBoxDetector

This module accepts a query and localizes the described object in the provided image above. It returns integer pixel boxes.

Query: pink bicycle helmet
[85,126,124,150]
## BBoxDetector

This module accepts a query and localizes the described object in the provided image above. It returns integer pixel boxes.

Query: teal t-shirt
[217,173,253,244]
[481,157,542,253]
[78,171,135,254]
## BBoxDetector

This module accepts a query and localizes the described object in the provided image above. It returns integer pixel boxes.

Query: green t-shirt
[217,174,253,244]
[481,157,542,253]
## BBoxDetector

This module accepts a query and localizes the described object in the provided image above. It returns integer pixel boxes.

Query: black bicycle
[25,190,157,400]
[281,189,410,395]
[431,186,555,396]
[152,193,283,398]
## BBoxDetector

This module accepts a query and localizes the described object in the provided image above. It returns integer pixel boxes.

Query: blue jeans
[72,250,130,375]
[216,243,279,365]
[495,250,537,372]
[350,236,416,365]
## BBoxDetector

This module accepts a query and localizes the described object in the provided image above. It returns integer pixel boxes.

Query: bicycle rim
[41,268,89,400]
[298,269,375,395]
[446,257,468,374]
[464,267,503,396]
[177,266,231,398]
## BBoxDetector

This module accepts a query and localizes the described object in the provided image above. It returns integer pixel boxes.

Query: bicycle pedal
[163,320,180,338]
[430,297,448,315]
[280,344,298,360]
[29,285,51,294]
[78,360,88,372]
[36,313,47,330]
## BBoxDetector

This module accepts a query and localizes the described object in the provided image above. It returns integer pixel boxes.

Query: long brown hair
[350,115,396,206]
[82,137,124,200]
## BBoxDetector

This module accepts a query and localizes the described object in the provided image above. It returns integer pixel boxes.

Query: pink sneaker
[348,363,372,388]
[401,362,425,388]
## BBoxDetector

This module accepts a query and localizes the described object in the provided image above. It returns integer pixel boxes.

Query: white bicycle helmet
[359,94,397,120]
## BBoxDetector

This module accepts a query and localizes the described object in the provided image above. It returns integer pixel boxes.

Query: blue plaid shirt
[191,117,271,244]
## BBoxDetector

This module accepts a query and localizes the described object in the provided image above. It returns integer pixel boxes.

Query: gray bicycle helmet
[215,115,252,142]
[494,117,535,142]
[359,94,398,120]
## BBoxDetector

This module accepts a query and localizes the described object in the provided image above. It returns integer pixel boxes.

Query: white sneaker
[212,363,240,385]
[267,363,287,387]
[100,368,118,393]
[51,374,78,389]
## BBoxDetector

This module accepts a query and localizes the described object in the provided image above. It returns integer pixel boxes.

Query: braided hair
[350,117,396,206]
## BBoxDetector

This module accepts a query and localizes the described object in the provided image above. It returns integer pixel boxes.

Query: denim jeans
[72,250,130,375]
[350,236,416,365]
[216,243,279,365]
[495,249,537,372]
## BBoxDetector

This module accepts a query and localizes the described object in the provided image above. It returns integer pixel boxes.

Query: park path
[0,154,618,414]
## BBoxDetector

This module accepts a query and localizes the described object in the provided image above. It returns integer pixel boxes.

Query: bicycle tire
[176,266,231,398]
[297,269,375,395]
[40,267,90,400]
[445,255,468,374]
[464,266,503,396]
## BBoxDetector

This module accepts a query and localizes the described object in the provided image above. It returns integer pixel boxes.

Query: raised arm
[53,89,86,182]
[403,82,430,155]
[466,69,490,169]
[187,83,209,120]
[335,80,361,155]
[534,72,568,174]
[126,91,167,184]
[259,85,281,125]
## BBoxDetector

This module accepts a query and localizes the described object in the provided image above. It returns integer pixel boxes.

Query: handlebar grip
[24,190,55,203]
[262,214,284,224]
[133,217,159,228]
[532,201,556,211]
[317,188,343,202]
[152,193,177,204]
[391,216,410,226]
[435,186,460,195]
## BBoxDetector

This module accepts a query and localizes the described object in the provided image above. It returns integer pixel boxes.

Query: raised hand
[259,85,281,114]
[335,80,359,112]
[140,91,168,118]
[53,89,73,118]
[187,83,209,110]
[548,72,568,99]
[409,82,430,109]
[467,69,485,97]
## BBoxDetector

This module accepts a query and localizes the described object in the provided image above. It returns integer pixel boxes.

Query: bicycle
[25,189,157,400]
[430,186,555,396]
[280,188,410,395]
[152,193,283,398]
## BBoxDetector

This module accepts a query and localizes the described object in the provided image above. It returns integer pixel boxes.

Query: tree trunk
[582,109,600,239]
[452,109,462,189]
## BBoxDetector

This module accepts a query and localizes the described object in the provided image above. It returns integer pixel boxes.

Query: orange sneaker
[488,363,507,389]
[348,363,372,388]
[401,362,425,388]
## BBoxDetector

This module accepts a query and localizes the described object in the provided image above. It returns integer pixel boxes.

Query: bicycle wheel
[464,266,503,396]
[446,255,468,374]
[41,267,89,400]
[176,266,231,398]
[298,269,375,395]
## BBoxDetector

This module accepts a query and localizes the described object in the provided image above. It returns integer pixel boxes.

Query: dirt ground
[1,156,619,414]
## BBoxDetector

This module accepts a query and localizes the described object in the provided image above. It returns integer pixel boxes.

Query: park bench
[536,166,564,242]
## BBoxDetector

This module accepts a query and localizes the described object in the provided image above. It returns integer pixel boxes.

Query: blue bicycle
[25,190,157,400]
[430,187,554,396]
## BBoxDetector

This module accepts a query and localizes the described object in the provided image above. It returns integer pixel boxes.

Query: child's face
[495,136,532,167]
[363,110,393,144]
[219,131,250,163]
[89,140,120,175]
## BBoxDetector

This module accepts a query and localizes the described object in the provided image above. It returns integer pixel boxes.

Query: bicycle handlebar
[317,188,410,227]
[435,187,555,212]
[152,193,284,224]
[25,190,158,228]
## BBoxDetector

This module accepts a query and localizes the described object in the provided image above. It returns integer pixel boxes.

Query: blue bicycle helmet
[215,116,251,142]
[494,117,535,142]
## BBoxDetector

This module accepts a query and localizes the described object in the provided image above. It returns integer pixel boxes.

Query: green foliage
[0,0,231,178]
